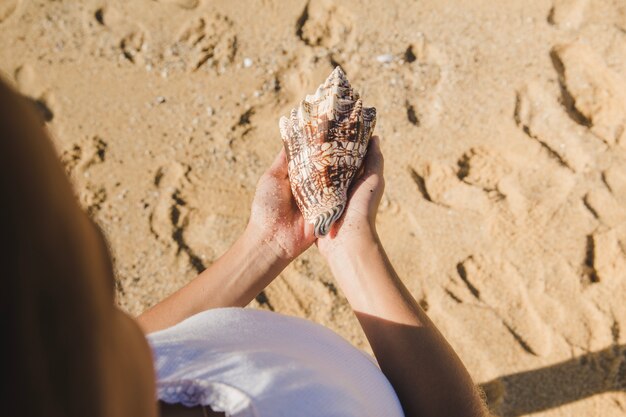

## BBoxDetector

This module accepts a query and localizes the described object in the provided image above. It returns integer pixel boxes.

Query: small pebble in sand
[206,106,214,117]
[376,54,394,63]
[117,190,128,200]
[243,57,253,68]
[156,96,166,104]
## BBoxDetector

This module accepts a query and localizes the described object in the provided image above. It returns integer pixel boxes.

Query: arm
[318,137,487,417]
[138,149,315,333]
[137,226,287,333]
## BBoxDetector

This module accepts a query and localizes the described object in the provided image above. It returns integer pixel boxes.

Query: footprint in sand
[150,162,206,273]
[400,36,448,128]
[93,6,147,65]
[295,0,354,51]
[81,136,108,170]
[548,0,589,30]
[60,144,83,175]
[150,162,189,243]
[553,42,626,146]
[515,81,597,172]
[409,147,512,211]
[82,183,108,215]
[583,229,626,285]
[171,14,237,73]
[582,163,626,227]
[262,255,345,318]
[60,136,108,175]
[456,255,553,356]
[26,93,54,123]
[603,163,626,205]
[14,64,55,123]
[119,31,145,64]
[58,136,109,214]
[0,0,19,23]
[584,188,626,227]
[405,100,420,127]
[457,147,511,192]
[63,136,107,173]
[14,64,42,97]
[409,160,492,212]
[514,159,576,224]
[79,136,107,201]
[366,33,448,129]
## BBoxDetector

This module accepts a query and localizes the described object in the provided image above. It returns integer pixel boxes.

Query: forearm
[138,226,288,333]
[326,231,486,417]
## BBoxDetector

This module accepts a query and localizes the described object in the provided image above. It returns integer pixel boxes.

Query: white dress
[147,307,405,417]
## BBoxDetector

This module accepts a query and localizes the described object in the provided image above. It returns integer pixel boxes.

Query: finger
[362,135,384,177]
[304,220,316,240]
[267,147,289,178]
[348,136,384,195]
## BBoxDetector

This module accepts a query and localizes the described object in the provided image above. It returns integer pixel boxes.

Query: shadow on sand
[479,344,626,416]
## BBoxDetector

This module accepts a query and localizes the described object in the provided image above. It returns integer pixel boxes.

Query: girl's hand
[316,136,385,260]
[248,148,317,261]
[140,147,315,332]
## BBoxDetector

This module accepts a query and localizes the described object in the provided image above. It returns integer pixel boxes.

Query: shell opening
[313,204,346,238]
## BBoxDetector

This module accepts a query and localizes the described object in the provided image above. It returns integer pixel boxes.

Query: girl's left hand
[247,148,316,261]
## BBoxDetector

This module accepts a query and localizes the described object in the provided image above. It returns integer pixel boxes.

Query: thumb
[362,135,384,177]
[267,147,289,178]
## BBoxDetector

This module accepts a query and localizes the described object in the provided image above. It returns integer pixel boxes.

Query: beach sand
[1,0,625,415]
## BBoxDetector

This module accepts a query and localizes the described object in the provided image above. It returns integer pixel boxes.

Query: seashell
[279,67,377,237]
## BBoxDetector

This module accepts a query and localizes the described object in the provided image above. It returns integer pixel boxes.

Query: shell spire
[279,67,377,237]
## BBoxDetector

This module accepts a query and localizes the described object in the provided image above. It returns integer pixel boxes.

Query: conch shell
[279,67,377,237]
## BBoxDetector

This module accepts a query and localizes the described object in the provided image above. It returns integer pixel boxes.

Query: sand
[1,0,625,415]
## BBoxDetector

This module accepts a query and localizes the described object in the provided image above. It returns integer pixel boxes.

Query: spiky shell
[279,67,377,237]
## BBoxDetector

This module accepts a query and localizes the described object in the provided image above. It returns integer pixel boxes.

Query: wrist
[241,223,291,268]
[206,226,289,306]
[322,224,379,265]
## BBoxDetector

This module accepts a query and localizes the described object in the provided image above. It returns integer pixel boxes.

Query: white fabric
[147,307,404,417]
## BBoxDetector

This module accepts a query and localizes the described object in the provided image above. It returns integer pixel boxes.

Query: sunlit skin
[248,148,317,260]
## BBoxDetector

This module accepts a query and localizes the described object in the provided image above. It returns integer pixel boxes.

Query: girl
[2,77,486,417]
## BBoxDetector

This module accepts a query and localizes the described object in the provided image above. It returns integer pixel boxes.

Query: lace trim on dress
[157,378,258,417]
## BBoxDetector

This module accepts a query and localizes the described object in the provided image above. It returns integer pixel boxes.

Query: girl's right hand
[316,135,385,260]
